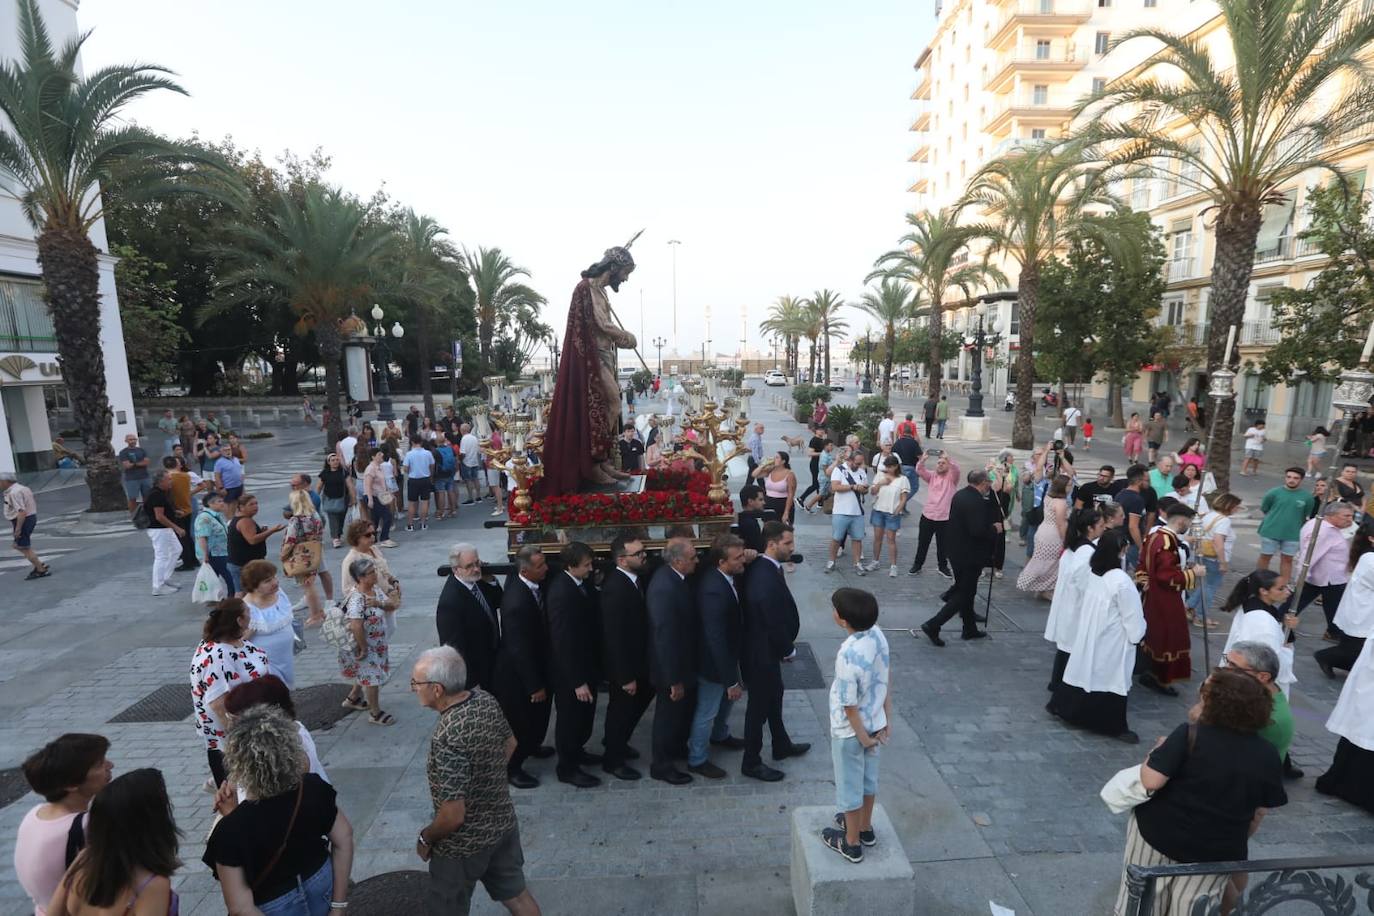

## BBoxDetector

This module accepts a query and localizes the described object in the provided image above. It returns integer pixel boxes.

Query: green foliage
[791,383,831,422]
[458,246,547,376]
[825,405,858,443]
[630,368,654,394]
[854,395,891,448]
[1260,184,1374,384]
[454,395,485,420]
[113,243,187,393]
[718,367,744,386]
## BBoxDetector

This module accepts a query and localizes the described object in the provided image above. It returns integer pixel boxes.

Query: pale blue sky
[79,0,933,363]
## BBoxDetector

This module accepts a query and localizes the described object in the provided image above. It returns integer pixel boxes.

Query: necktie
[471,585,499,642]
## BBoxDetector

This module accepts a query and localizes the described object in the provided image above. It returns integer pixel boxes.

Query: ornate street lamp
[652,335,667,380]
[370,304,404,420]
[861,332,874,394]
[965,302,1001,418]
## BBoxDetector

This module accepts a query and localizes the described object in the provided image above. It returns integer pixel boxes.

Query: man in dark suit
[921,470,999,646]
[740,521,810,781]
[599,534,654,781]
[545,541,603,788]
[735,484,770,555]
[435,543,503,690]
[686,533,747,779]
[646,539,699,785]
[493,545,556,789]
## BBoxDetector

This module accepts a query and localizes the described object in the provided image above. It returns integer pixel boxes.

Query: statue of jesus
[540,234,641,494]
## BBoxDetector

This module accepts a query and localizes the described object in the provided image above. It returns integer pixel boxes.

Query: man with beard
[494,545,555,788]
[542,234,644,493]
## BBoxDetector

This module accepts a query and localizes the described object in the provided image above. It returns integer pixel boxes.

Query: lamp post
[1189,325,1239,670]
[964,303,1000,418]
[549,332,560,375]
[668,239,681,347]
[652,335,667,380]
[862,331,874,394]
[370,304,404,420]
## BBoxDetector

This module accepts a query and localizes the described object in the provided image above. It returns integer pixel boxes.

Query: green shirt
[1148,468,1173,499]
[1258,486,1315,542]
[934,400,950,420]
[1257,688,1294,761]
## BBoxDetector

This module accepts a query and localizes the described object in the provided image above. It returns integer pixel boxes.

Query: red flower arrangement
[508,475,731,528]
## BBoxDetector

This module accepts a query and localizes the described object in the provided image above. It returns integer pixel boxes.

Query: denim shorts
[832,734,880,812]
[831,513,865,542]
[459,464,481,481]
[1261,536,1301,557]
[433,476,454,492]
[258,858,333,916]
[122,477,151,501]
[12,514,36,548]
[870,509,901,532]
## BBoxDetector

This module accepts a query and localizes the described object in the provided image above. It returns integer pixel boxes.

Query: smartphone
[926,448,943,459]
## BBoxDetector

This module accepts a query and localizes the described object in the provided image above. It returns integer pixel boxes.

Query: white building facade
[0,0,134,474]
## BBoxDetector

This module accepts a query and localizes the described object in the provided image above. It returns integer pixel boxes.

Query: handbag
[321,601,352,651]
[282,539,322,578]
[1100,725,1195,814]
[251,782,304,893]
[320,495,346,514]
[192,564,226,604]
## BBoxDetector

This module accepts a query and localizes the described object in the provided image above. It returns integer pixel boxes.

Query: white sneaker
[824,561,836,574]
[889,565,898,578]
[380,539,398,548]
[855,566,867,576]
[490,507,503,516]
[151,585,176,596]
[164,581,181,591]
[864,559,881,572]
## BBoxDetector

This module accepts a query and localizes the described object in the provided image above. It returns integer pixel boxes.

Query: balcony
[983,96,1073,135]
[992,136,1046,157]
[910,99,931,131]
[909,139,931,162]
[984,47,1086,93]
[909,165,930,193]
[1164,257,1197,282]
[0,276,55,354]
[912,65,932,100]
[1254,234,1294,264]
[1295,233,1323,257]
[1240,318,1283,346]
[988,0,1092,50]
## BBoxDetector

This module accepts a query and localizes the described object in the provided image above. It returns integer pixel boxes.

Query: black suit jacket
[599,567,650,687]
[946,486,998,567]
[696,568,743,685]
[645,565,697,690]
[741,556,799,674]
[495,574,549,697]
[545,571,601,691]
[436,576,504,689]
[735,510,769,555]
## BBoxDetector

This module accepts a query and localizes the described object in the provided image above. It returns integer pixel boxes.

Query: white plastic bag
[345,502,360,526]
[192,564,226,604]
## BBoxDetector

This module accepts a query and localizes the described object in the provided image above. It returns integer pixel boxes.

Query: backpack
[131,503,152,530]
[438,446,456,473]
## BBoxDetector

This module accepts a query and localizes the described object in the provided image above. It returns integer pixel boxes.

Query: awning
[1255,198,1296,250]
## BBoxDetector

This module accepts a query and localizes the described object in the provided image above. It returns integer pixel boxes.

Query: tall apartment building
[908,0,1372,440]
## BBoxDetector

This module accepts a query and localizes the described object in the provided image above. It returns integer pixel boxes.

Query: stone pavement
[0,396,1369,915]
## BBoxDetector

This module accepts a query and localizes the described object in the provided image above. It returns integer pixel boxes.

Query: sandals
[341,695,368,711]
[368,711,396,726]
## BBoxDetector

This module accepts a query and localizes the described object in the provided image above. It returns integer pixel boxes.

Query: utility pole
[668,239,681,348]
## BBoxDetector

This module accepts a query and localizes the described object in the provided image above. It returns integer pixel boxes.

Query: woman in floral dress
[189,598,269,787]
[339,556,399,725]
[1018,475,1071,600]
[1123,413,1145,464]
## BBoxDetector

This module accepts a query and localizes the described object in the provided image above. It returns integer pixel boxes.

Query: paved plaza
[1,395,1371,915]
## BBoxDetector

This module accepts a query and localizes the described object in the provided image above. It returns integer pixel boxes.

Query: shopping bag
[192,564,226,604]
[344,503,360,526]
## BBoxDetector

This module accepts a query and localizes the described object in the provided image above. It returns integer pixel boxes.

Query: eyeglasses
[626,549,647,558]
[409,679,438,690]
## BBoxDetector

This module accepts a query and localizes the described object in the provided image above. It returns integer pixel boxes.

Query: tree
[458,246,544,376]
[1036,211,1168,426]
[112,244,186,394]
[854,277,919,399]
[213,184,395,449]
[960,144,1124,448]
[0,0,222,509]
[1261,184,1374,385]
[1084,0,1374,491]
[804,289,848,385]
[870,209,1006,400]
[759,295,807,377]
[390,209,457,418]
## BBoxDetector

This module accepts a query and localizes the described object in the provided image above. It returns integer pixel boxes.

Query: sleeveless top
[764,471,790,499]
[228,518,267,566]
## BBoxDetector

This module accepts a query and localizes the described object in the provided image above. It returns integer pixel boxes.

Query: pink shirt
[15,805,81,916]
[1178,452,1205,470]
[916,459,961,521]
[1298,517,1351,586]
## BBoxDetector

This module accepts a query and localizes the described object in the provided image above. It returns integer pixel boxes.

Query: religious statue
[540,233,642,494]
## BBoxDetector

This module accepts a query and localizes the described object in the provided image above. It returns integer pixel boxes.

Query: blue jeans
[936,419,947,438]
[258,859,334,916]
[1187,556,1223,615]
[226,562,243,595]
[903,468,919,500]
[371,498,393,541]
[687,678,735,766]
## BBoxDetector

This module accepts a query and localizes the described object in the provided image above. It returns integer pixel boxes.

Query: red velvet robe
[539,279,616,496]
[1136,527,1197,684]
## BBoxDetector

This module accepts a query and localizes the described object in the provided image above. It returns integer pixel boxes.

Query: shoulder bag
[1100,724,1196,814]
[252,782,305,895]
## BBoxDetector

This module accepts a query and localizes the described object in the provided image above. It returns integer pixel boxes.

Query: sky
[79,0,933,365]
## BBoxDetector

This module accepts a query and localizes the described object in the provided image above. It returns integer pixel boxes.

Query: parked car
[764,370,787,387]
[828,380,846,392]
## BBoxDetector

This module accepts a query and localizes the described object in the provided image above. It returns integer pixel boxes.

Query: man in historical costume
[1135,503,1204,696]
[541,234,643,494]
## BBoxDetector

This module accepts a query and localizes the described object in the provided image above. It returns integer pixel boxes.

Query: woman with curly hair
[47,768,181,916]
[223,674,330,785]
[1112,668,1287,915]
[205,706,353,916]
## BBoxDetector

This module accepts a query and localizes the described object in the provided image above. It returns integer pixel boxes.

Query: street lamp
[862,331,874,394]
[652,336,667,379]
[369,303,404,420]
[964,302,1001,418]
[668,239,682,347]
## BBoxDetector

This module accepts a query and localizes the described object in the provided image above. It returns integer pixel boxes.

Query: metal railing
[1254,234,1294,264]
[1122,854,1374,915]
[1240,318,1283,345]
[1165,257,1196,282]
[0,276,55,353]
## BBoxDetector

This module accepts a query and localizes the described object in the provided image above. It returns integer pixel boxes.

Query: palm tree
[214,184,395,449]
[869,209,1006,401]
[393,210,457,419]
[457,246,543,375]
[759,295,808,377]
[960,144,1123,448]
[0,0,218,509]
[855,277,920,399]
[805,289,849,386]
[1083,0,1374,491]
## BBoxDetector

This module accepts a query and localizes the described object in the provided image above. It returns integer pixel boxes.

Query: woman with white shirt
[236,559,297,688]
[1316,522,1374,812]
[1052,530,1147,743]
[1043,507,1106,692]
[1221,570,1298,697]
[1188,492,1242,628]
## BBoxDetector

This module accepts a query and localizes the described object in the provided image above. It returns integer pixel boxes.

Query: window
[963,83,969,101]
[1095,32,1111,55]
[1009,303,1021,337]
[1040,0,1054,10]
[1092,77,1107,94]
[1098,0,1111,6]
[1131,178,1151,210]
[1163,298,1185,325]
[1035,39,1052,60]
[1032,84,1049,104]
[1031,128,1047,139]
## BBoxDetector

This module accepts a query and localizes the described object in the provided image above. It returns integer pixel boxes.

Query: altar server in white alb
[1042,507,1106,692]
[1316,520,1374,814]
[1049,530,1146,743]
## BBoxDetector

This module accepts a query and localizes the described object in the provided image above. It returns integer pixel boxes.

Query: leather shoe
[741,762,784,782]
[921,623,946,647]
[1317,658,1337,680]
[557,769,601,788]
[651,768,693,786]
[507,769,539,789]
[961,630,988,640]
[1284,756,1304,780]
[532,746,556,759]
[974,614,988,624]
[603,764,642,781]
[578,751,604,766]
[688,761,727,779]
[624,746,641,760]
[711,736,747,750]
[773,743,810,761]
